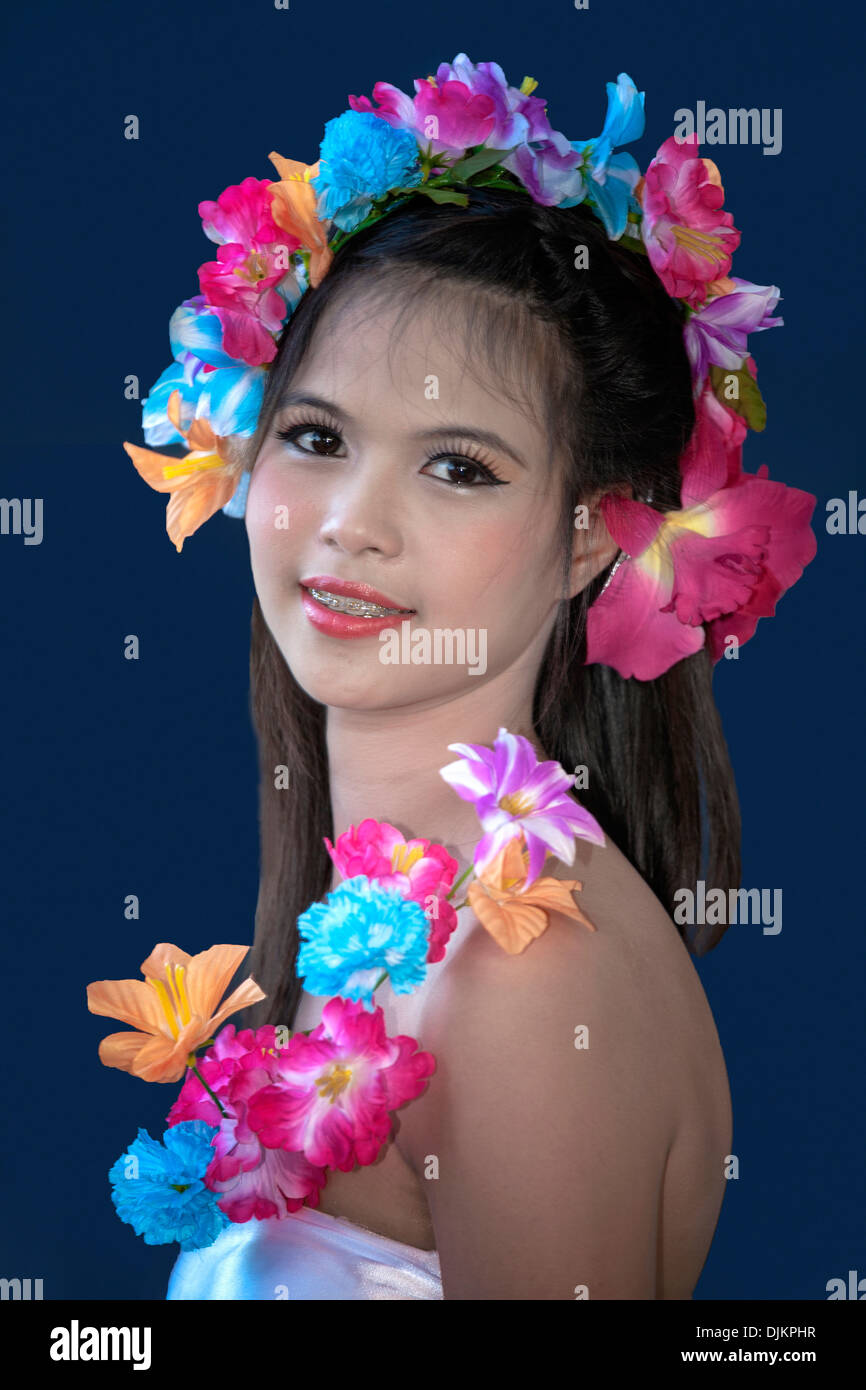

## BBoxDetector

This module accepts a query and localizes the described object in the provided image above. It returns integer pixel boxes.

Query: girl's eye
[422,456,507,488]
[273,417,508,489]
[275,424,344,456]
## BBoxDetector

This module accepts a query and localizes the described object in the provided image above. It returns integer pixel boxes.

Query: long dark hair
[236,189,741,1032]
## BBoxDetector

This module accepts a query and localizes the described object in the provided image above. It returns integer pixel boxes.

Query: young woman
[117,59,815,1299]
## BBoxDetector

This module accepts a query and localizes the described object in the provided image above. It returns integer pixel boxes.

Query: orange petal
[97,1030,153,1072]
[124,1028,197,1084]
[140,943,193,979]
[208,976,267,1032]
[163,462,243,552]
[267,151,333,286]
[87,977,169,1035]
[467,884,550,954]
[182,944,256,1020]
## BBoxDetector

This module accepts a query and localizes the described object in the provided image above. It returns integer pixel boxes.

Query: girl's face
[246,288,607,710]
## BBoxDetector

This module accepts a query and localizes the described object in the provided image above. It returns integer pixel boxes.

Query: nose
[317,452,404,558]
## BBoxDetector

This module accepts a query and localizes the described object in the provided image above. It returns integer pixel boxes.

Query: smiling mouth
[304,586,415,618]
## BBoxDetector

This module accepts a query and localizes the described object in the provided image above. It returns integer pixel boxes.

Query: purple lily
[684,276,783,387]
[439,727,605,888]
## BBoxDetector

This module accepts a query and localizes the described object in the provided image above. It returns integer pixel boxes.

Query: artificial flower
[439,727,605,886]
[122,389,248,553]
[639,133,741,308]
[432,53,552,148]
[585,391,817,678]
[168,1026,328,1220]
[244,996,435,1171]
[87,942,265,1083]
[108,1121,231,1251]
[142,297,267,446]
[567,72,645,237]
[296,876,431,1005]
[267,154,333,288]
[312,110,423,232]
[467,835,597,954]
[684,276,783,387]
[350,75,497,156]
[196,175,300,365]
[324,818,459,962]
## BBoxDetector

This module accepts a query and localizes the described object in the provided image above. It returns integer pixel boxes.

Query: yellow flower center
[671,223,726,265]
[519,76,539,95]
[316,1063,352,1102]
[391,843,425,874]
[498,791,535,816]
[149,964,192,1040]
[161,452,226,481]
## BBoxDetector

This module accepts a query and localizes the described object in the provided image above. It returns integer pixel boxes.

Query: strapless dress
[166,1203,443,1300]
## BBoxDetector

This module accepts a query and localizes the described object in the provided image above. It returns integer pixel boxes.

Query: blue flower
[108,1121,229,1252]
[312,110,423,232]
[142,297,266,448]
[297,875,430,1005]
[565,72,646,237]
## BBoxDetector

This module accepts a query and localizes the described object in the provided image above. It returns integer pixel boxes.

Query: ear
[568,493,621,601]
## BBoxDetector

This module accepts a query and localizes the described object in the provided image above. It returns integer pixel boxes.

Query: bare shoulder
[393,835,731,1298]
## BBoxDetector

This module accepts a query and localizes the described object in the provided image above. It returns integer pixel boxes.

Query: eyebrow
[275,392,530,471]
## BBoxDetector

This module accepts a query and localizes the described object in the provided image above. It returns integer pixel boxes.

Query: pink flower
[350,77,496,156]
[167,1025,327,1221]
[439,728,605,887]
[245,997,435,1172]
[639,134,741,309]
[585,393,817,679]
[196,176,300,365]
[325,819,459,962]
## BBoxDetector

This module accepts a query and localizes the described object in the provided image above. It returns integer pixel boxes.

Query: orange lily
[87,942,266,1083]
[267,153,333,288]
[122,389,247,552]
[467,836,596,955]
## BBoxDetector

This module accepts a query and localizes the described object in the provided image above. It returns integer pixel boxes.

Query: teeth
[308,587,409,618]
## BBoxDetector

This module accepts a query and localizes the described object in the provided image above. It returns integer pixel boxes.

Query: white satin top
[166,1204,443,1301]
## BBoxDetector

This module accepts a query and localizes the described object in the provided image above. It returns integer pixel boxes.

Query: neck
[325,669,549,890]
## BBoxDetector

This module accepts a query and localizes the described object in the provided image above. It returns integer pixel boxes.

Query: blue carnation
[297,875,430,1005]
[108,1121,230,1252]
[312,110,422,232]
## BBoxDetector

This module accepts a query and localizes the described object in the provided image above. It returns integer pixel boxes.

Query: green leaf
[708,364,767,432]
[410,185,470,206]
[446,146,516,182]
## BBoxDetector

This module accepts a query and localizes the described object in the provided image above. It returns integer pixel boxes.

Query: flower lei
[87,729,605,1251]
[121,53,816,676]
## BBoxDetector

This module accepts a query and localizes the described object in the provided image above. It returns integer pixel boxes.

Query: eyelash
[273,415,509,488]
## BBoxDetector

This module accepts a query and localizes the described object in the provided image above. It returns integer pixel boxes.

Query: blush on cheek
[246,461,315,557]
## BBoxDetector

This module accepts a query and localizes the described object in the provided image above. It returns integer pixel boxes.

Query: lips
[299,575,415,612]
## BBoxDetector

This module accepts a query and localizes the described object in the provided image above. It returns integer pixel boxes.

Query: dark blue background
[3,0,863,1300]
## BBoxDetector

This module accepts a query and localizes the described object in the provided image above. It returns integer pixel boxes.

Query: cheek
[434,508,559,619]
[245,456,318,573]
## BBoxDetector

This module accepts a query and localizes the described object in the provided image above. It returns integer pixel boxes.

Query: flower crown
[123,55,816,680]
[87,729,605,1251]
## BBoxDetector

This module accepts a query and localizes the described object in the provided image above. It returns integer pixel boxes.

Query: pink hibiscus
[245,997,435,1172]
[350,77,496,156]
[167,1025,327,1221]
[325,819,459,963]
[639,134,741,309]
[196,176,300,365]
[585,392,817,679]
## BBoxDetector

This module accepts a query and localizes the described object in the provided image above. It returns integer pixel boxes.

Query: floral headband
[123,55,816,680]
